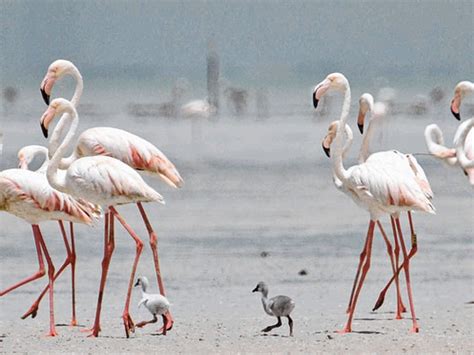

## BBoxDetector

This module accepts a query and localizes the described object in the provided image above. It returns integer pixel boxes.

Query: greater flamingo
[40,98,166,338]
[424,80,474,184]
[313,73,434,333]
[0,165,100,336]
[17,145,80,325]
[38,59,182,332]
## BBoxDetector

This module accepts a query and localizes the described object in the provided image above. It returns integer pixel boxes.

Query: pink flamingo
[0,164,100,336]
[314,73,435,333]
[32,59,183,333]
[17,145,79,325]
[40,98,170,338]
[425,80,474,185]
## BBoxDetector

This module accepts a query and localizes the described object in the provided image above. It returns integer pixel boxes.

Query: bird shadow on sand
[55,323,86,327]
[256,333,292,338]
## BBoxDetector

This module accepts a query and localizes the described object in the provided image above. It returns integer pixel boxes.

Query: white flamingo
[425,80,474,184]
[40,98,167,338]
[17,145,80,325]
[313,73,434,333]
[0,164,100,336]
[38,59,182,332]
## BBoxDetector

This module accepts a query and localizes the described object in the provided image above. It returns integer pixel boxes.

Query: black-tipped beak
[41,122,48,138]
[252,286,258,293]
[313,95,319,109]
[358,123,364,134]
[134,280,140,287]
[451,106,461,121]
[40,88,50,105]
[322,142,330,158]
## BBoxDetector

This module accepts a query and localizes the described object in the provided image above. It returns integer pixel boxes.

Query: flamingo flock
[0,61,472,338]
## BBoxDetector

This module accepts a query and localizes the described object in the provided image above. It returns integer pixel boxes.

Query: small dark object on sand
[298,269,308,276]
[327,334,333,340]
[260,251,270,257]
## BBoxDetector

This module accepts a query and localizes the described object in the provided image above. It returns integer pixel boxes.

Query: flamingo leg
[136,202,174,332]
[0,225,46,296]
[338,220,375,333]
[69,222,77,326]
[110,206,144,339]
[136,314,158,328]
[395,217,420,333]
[21,221,77,322]
[372,214,418,312]
[345,230,370,314]
[34,225,58,337]
[390,216,407,314]
[88,210,113,337]
[377,221,404,319]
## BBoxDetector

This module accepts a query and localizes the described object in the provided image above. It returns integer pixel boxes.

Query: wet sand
[1,95,473,353]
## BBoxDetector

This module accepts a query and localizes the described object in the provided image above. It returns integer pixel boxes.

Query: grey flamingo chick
[252,281,295,336]
[134,276,171,335]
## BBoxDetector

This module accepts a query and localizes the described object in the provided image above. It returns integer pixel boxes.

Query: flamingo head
[450,81,474,121]
[17,145,44,170]
[312,73,349,109]
[252,281,269,296]
[357,93,374,134]
[321,121,339,158]
[40,60,76,105]
[40,98,74,138]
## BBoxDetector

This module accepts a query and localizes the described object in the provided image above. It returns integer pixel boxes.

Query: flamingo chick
[134,276,171,335]
[252,282,295,337]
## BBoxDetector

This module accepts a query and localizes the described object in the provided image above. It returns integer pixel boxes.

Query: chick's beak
[252,286,259,293]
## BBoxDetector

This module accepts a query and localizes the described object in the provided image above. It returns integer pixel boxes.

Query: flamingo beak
[18,157,28,170]
[312,79,331,109]
[357,108,366,134]
[134,280,140,287]
[252,286,259,293]
[40,72,56,105]
[450,96,461,120]
[40,106,56,138]
[322,139,331,158]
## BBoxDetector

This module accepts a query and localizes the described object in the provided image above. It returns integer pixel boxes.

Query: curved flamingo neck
[454,118,474,169]
[48,65,83,165]
[47,104,79,192]
[332,84,351,182]
[424,124,457,166]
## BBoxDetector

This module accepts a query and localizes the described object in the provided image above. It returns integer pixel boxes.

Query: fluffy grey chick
[252,281,295,336]
[134,276,171,335]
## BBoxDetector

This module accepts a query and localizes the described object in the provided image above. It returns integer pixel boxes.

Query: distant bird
[180,99,216,119]
[134,276,171,335]
[39,59,182,333]
[252,282,295,336]
[314,73,434,333]
[40,98,166,338]
[17,145,79,326]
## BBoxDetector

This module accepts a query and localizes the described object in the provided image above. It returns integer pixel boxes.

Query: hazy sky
[1,0,472,85]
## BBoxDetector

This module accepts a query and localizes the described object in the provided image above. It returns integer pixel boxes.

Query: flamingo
[424,80,474,184]
[0,163,100,336]
[37,59,182,332]
[16,145,80,325]
[40,98,169,338]
[313,73,435,333]
[342,93,434,317]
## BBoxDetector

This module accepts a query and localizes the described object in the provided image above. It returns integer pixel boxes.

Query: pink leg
[395,217,420,333]
[390,216,407,314]
[34,225,58,337]
[69,222,77,326]
[372,213,418,311]
[377,221,404,319]
[110,206,144,338]
[137,202,174,332]
[21,221,76,322]
[1,225,46,296]
[346,231,370,314]
[88,211,113,337]
[338,220,375,333]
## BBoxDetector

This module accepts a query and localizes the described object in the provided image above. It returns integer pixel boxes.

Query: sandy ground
[1,94,473,353]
